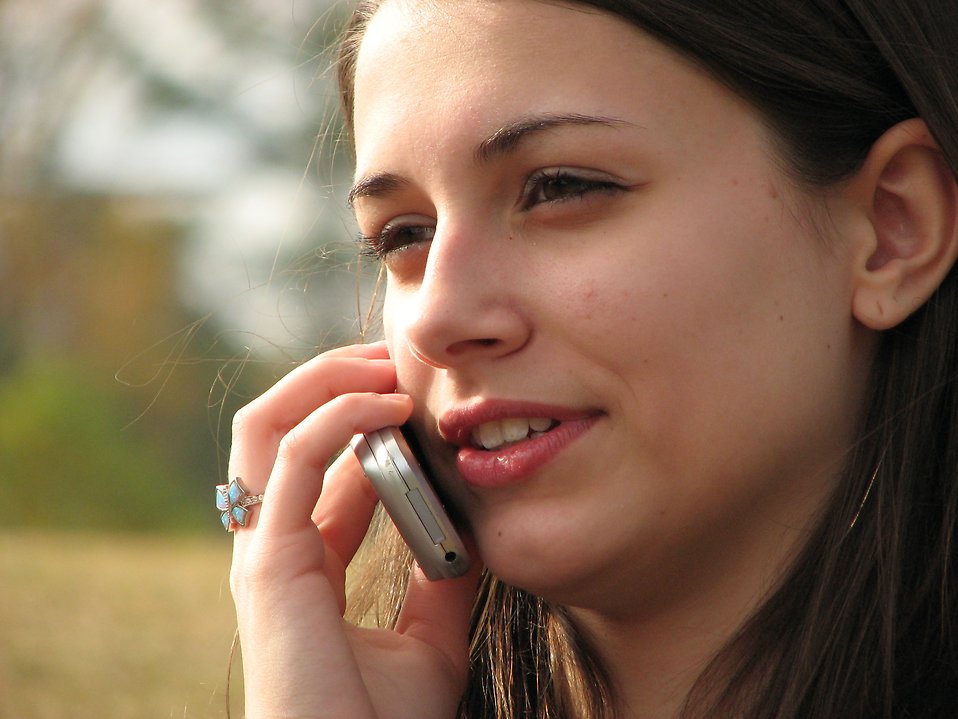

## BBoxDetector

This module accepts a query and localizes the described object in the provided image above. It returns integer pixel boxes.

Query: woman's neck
[563,506,819,718]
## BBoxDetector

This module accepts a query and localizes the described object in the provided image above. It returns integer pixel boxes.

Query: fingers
[244,343,391,431]
[231,387,411,615]
[229,344,396,487]
[230,342,477,719]
[313,448,381,568]
[258,392,413,535]
[228,343,403,553]
[320,340,389,360]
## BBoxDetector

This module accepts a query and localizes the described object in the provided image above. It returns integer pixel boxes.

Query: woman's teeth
[471,417,557,450]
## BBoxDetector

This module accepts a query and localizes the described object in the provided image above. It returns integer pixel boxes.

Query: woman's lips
[440,404,599,488]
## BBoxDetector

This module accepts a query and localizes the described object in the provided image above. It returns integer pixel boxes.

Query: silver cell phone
[350,426,471,580]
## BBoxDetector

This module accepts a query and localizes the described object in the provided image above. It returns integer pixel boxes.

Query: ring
[215,478,264,532]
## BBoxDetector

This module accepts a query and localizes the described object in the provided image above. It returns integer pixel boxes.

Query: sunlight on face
[350,0,874,613]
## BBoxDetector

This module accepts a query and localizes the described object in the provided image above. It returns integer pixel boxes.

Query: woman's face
[350,0,874,611]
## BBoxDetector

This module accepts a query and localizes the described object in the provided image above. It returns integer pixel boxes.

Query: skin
[225,0,950,717]
[352,1,874,711]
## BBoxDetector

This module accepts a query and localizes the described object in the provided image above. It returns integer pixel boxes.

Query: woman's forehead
[350,0,724,159]
[354,0,648,88]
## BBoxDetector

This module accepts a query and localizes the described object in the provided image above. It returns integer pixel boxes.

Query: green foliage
[0,360,208,531]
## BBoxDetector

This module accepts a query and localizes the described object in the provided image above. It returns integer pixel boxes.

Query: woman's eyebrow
[474,113,631,164]
[348,113,630,207]
[347,171,409,208]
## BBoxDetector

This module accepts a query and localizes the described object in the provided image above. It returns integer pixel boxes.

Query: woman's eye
[359,219,435,259]
[521,169,624,210]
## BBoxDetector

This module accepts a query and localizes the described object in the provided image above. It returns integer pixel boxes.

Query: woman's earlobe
[851,119,958,330]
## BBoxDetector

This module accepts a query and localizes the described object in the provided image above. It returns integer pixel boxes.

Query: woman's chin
[473,522,613,604]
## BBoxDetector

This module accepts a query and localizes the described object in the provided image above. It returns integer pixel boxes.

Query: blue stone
[220,511,232,531]
[215,485,230,511]
[231,505,249,526]
[228,480,244,505]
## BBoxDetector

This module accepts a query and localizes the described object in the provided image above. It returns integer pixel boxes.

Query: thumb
[395,558,484,678]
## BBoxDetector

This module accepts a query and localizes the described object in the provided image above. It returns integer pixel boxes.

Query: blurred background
[0,0,376,715]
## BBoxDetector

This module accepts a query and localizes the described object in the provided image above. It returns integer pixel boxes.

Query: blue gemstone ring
[215,478,264,532]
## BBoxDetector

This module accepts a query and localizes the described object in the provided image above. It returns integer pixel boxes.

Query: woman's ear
[850,119,958,330]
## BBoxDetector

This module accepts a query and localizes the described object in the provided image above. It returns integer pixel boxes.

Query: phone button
[405,488,446,545]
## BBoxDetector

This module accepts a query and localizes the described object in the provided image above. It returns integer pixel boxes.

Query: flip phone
[350,426,471,580]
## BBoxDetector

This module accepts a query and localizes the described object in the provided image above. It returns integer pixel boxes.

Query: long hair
[338,1,958,716]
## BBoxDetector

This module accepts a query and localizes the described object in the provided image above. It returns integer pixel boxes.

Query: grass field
[0,531,245,719]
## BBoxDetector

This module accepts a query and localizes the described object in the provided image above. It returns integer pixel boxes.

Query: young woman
[224,0,958,716]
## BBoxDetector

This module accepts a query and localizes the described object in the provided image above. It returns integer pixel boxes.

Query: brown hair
[339,1,958,716]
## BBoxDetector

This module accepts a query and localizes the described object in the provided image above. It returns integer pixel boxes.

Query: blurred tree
[0,194,277,530]
[0,0,350,191]
[0,0,365,532]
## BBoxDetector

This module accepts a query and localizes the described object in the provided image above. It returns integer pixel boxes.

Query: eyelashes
[519,168,624,210]
[357,168,627,260]
[357,223,434,260]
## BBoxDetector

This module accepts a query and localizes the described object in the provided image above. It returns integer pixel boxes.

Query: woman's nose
[395,225,532,370]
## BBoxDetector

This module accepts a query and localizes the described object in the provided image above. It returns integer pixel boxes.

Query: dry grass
[0,531,244,719]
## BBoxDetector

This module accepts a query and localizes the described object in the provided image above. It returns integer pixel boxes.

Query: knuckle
[276,425,325,471]
[231,401,261,439]
[276,428,302,461]
[231,398,278,443]
[230,544,275,597]
[230,557,267,598]
[231,405,250,438]
[329,391,377,416]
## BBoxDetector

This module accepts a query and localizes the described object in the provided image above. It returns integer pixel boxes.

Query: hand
[228,342,480,719]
